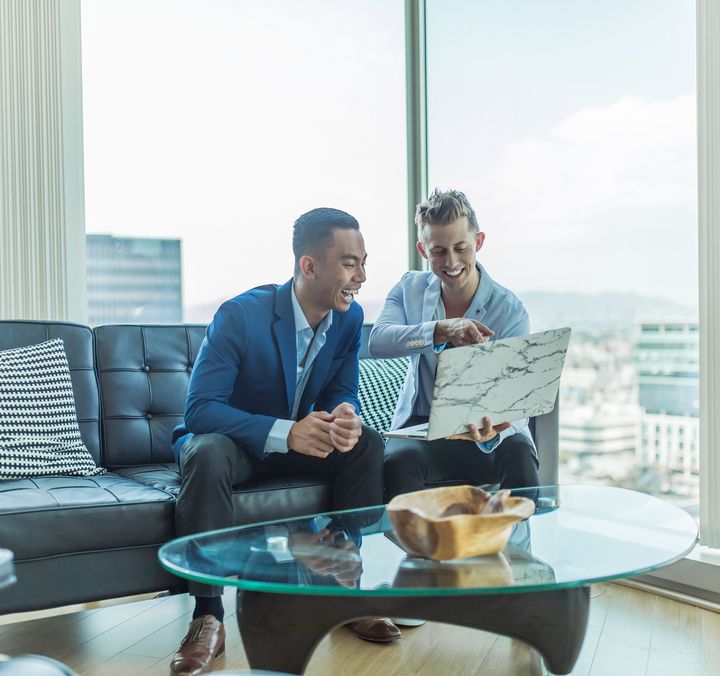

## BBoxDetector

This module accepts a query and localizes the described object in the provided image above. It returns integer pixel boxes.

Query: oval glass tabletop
[158,485,698,597]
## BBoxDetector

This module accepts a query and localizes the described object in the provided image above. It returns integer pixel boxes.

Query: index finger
[466,323,483,343]
[331,416,361,431]
[311,411,335,422]
[480,416,494,434]
[471,320,494,337]
[311,419,334,434]
[445,432,471,440]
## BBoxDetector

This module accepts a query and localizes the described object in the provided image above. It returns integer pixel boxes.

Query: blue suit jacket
[173,280,363,459]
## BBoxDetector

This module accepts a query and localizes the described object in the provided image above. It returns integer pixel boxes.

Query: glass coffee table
[159,485,697,675]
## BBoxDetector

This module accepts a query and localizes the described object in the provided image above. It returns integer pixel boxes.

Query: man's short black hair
[292,207,359,273]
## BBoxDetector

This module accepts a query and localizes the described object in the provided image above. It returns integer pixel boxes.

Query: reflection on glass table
[159,485,697,675]
[0,549,15,591]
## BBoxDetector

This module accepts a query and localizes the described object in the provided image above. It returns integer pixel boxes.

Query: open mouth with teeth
[444,268,465,278]
[341,288,359,302]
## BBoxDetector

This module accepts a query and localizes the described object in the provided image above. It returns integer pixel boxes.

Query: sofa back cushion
[94,325,206,468]
[358,357,408,432]
[0,338,105,478]
[0,321,101,463]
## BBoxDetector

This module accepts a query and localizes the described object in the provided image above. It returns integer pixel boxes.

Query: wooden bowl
[393,552,514,588]
[387,485,535,561]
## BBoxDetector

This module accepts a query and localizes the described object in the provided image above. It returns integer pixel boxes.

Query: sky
[80,0,697,321]
[81,0,408,320]
[427,0,697,307]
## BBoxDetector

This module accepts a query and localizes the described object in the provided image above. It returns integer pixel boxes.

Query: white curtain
[0,0,86,322]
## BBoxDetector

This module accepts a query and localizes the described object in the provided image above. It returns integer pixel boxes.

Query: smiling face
[301,227,367,316]
[417,216,484,292]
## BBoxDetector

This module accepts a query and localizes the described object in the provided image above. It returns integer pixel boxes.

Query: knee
[515,439,540,472]
[497,435,539,486]
[181,433,237,480]
[354,426,384,469]
[500,434,536,459]
[383,444,422,477]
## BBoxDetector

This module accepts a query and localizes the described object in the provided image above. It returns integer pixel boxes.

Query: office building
[86,234,183,325]
[635,320,699,483]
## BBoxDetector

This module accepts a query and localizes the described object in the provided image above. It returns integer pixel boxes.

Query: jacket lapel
[272,280,296,416]
[422,274,442,321]
[472,262,490,324]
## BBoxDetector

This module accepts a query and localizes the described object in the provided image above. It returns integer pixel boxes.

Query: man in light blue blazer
[169,209,396,676]
[369,189,540,500]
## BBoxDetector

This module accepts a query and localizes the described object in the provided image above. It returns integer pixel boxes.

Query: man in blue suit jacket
[369,189,540,501]
[169,209,394,676]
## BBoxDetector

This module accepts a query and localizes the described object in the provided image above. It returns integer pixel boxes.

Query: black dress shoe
[347,617,401,643]
[170,615,225,676]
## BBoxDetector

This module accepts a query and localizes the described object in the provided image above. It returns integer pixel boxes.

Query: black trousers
[384,416,539,501]
[175,425,384,597]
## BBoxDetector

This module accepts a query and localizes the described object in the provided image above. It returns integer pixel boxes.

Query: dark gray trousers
[175,426,384,597]
[384,416,539,501]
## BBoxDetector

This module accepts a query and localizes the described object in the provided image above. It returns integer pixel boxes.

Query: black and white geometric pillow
[358,357,409,433]
[0,339,105,480]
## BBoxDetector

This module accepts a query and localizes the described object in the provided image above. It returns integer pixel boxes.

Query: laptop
[384,327,571,441]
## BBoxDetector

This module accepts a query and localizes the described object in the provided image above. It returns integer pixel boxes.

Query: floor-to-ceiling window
[81,0,407,325]
[82,0,704,514]
[426,0,698,509]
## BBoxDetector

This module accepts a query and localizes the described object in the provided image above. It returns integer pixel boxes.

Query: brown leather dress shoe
[170,615,226,676]
[347,617,401,643]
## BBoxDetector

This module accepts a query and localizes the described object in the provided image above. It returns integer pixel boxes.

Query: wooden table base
[236,586,590,675]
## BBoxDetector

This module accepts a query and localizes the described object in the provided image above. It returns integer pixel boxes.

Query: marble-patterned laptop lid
[427,327,572,440]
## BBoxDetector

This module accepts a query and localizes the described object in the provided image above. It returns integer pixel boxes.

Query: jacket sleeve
[184,300,277,458]
[368,276,438,358]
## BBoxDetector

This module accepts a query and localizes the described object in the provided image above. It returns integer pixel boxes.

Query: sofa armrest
[532,394,559,486]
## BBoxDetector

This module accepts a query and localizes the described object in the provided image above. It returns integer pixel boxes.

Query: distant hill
[185,290,698,334]
[519,291,697,333]
[184,298,387,324]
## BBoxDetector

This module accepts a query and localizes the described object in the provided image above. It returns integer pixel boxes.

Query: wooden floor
[0,583,718,675]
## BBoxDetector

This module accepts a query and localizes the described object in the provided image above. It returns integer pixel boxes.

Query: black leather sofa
[0,320,558,614]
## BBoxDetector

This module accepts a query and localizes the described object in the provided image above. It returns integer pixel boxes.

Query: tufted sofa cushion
[114,463,333,526]
[0,473,175,559]
[94,325,206,468]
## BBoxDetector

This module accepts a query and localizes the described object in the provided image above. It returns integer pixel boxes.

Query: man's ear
[475,232,486,252]
[416,240,429,260]
[298,255,316,278]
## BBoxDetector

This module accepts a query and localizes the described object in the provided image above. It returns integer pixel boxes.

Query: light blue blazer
[368,264,535,453]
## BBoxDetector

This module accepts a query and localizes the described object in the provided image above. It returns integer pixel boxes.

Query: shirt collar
[473,261,493,308]
[434,261,493,318]
[291,284,333,335]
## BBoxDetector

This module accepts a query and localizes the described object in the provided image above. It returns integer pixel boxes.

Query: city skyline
[83,231,701,507]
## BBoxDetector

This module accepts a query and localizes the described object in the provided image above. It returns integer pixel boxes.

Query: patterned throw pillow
[358,357,409,433]
[0,339,105,480]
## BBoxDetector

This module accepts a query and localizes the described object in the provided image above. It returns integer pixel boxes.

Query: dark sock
[193,596,224,623]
